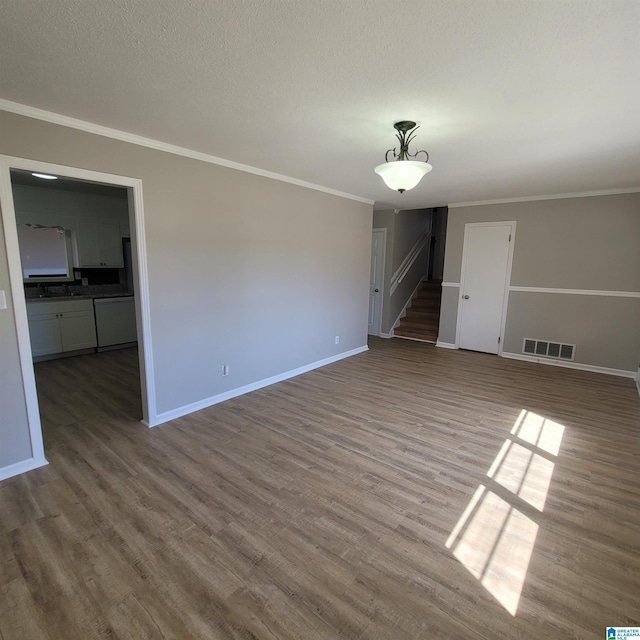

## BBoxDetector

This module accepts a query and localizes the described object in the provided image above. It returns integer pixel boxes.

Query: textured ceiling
[1,0,639,210]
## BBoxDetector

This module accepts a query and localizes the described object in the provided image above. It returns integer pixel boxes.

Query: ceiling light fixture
[374,121,432,193]
[31,173,58,180]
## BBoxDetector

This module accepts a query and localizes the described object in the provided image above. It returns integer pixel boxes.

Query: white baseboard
[378,332,394,339]
[636,378,640,398]
[0,456,48,482]
[151,345,369,427]
[436,341,458,350]
[501,352,636,379]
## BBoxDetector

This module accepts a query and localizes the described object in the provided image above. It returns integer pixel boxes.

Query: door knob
[463,294,470,299]
[374,289,379,292]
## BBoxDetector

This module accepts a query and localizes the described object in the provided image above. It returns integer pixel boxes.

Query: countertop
[26,292,134,303]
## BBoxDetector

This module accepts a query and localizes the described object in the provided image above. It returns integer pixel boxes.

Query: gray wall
[372,208,432,334]
[0,110,373,473]
[439,193,640,372]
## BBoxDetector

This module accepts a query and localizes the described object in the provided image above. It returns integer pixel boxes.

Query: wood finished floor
[1,339,639,639]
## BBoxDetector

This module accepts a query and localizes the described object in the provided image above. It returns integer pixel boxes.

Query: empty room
[1,1,639,639]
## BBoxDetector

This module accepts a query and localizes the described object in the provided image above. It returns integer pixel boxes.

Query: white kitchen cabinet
[27,314,63,356]
[27,299,97,357]
[76,219,124,267]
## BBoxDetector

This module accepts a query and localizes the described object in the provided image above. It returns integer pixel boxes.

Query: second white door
[368,229,385,335]
[458,223,514,354]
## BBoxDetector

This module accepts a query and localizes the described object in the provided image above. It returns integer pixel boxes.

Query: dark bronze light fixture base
[393,121,417,134]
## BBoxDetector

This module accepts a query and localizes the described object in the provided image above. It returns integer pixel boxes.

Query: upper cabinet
[12,183,129,271]
[76,219,124,267]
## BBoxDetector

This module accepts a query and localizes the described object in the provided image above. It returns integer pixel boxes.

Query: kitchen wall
[0,109,373,478]
[439,192,640,374]
[12,184,129,224]
[14,184,131,290]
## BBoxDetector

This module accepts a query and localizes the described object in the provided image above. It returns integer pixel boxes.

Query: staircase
[394,280,442,343]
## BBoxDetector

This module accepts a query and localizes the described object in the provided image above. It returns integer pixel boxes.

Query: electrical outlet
[81,277,89,286]
[335,336,340,344]
[222,364,230,376]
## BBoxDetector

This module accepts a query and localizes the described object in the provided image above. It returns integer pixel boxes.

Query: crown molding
[0,99,374,206]
[449,187,640,208]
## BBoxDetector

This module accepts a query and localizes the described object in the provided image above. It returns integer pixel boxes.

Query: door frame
[369,227,387,336]
[455,221,516,355]
[0,155,156,474]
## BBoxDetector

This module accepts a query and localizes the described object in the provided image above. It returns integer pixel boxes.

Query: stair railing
[390,229,430,296]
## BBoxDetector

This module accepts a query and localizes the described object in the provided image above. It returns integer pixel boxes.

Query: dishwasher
[93,296,137,350]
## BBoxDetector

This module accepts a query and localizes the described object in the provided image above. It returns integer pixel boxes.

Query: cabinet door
[59,310,97,351]
[99,220,124,267]
[76,220,124,267]
[76,220,102,266]
[28,314,63,356]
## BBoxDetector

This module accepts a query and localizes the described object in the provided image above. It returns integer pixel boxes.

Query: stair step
[399,314,439,324]
[397,319,439,330]
[399,311,440,324]
[393,280,442,343]
[398,321,440,333]
[407,302,440,313]
[418,280,442,289]
[395,328,438,341]
[415,294,441,302]
[405,305,440,316]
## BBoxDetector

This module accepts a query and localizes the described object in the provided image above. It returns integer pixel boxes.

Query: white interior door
[368,229,385,335]
[458,223,514,354]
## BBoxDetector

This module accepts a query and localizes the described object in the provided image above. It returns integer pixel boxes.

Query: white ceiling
[1,0,639,210]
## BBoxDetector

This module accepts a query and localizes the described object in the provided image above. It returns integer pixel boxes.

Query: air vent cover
[522,338,575,361]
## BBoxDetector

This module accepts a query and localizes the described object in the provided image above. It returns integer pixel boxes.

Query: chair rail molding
[509,286,640,298]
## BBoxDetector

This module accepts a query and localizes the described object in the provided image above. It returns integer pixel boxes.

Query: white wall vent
[523,338,575,361]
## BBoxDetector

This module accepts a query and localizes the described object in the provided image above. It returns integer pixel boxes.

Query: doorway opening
[375,206,447,342]
[0,156,155,475]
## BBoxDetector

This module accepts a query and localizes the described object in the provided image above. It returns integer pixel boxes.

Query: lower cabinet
[27,299,97,357]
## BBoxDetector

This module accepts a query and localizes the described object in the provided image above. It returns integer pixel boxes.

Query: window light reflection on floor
[446,410,565,616]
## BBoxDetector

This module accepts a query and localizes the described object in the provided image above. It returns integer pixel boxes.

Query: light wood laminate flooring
[1,338,639,639]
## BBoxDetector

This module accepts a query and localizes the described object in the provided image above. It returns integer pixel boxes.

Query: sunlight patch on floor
[446,410,565,615]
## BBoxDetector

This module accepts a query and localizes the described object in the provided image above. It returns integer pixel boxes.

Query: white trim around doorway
[0,155,157,480]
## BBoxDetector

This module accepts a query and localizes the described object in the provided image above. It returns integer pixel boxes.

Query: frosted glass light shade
[374,160,433,192]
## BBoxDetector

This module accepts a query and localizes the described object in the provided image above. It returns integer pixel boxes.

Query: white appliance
[93,296,137,349]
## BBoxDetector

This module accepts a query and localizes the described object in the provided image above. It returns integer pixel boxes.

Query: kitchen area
[12,169,138,362]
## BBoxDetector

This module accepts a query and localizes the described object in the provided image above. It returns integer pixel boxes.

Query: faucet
[38,282,48,297]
